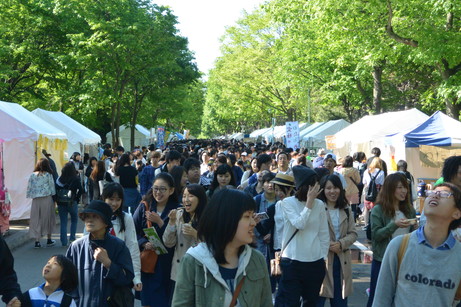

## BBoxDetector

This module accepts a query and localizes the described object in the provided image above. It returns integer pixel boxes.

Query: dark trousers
[366,259,382,307]
[316,255,347,307]
[275,258,326,307]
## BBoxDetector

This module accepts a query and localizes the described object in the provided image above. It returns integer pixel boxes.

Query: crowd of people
[0,139,461,307]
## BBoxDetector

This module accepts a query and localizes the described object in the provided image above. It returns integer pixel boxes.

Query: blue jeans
[275,258,326,307]
[57,202,78,246]
[316,255,347,307]
[366,260,381,307]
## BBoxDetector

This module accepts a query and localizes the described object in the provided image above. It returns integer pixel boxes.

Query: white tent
[32,108,101,159]
[228,132,244,140]
[106,124,151,150]
[332,109,429,176]
[0,101,68,220]
[249,127,272,139]
[301,119,350,148]
[299,122,326,138]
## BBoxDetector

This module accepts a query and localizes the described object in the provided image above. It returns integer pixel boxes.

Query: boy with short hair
[373,182,461,306]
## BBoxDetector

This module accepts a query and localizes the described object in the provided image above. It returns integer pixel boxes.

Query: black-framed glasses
[425,190,453,198]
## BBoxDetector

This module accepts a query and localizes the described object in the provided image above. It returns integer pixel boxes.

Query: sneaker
[46,239,56,247]
[34,241,41,249]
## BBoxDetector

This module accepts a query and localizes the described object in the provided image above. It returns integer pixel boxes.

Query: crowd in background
[1,139,461,307]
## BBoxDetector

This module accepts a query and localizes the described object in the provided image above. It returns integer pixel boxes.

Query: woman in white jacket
[102,182,142,291]
[275,165,330,307]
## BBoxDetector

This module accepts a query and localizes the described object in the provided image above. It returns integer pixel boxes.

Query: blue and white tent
[403,111,461,147]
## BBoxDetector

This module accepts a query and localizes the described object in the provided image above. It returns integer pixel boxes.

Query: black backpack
[365,170,381,202]
[57,184,73,205]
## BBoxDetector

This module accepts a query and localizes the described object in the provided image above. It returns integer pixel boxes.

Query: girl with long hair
[206,164,236,199]
[169,166,188,203]
[366,173,416,307]
[90,160,113,200]
[102,182,142,292]
[26,158,56,248]
[317,175,357,306]
[163,184,207,287]
[133,173,179,307]
[56,162,83,247]
[115,153,141,214]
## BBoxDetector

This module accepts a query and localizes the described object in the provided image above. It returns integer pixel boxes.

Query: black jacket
[0,236,21,304]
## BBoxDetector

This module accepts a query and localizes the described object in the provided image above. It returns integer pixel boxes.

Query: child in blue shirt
[22,255,78,307]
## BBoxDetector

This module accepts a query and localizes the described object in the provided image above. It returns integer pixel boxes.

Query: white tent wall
[106,124,150,150]
[3,140,35,220]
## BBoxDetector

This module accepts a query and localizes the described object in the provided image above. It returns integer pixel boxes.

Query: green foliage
[0,0,202,143]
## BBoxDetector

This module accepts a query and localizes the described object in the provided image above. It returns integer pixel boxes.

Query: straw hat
[271,173,295,187]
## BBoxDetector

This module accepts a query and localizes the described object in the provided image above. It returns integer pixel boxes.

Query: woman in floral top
[26,158,56,248]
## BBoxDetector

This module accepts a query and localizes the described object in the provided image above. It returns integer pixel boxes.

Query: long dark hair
[102,182,126,232]
[90,160,106,182]
[376,173,411,218]
[34,158,53,174]
[59,162,78,184]
[198,189,256,264]
[170,166,186,201]
[183,184,207,228]
[210,164,235,190]
[115,153,131,176]
[143,172,178,204]
[318,175,348,209]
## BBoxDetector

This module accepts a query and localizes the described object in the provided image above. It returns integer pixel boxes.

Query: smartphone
[256,212,269,220]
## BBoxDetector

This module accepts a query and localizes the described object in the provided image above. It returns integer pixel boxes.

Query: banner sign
[286,121,300,150]
[419,145,461,168]
[157,126,165,148]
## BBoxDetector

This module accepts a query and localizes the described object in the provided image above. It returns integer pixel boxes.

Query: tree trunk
[372,65,383,114]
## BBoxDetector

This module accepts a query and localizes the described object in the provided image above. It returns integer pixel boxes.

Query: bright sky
[154,0,265,75]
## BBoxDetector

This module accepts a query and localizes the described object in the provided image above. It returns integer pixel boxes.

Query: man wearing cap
[323,153,348,189]
[66,200,134,307]
[313,149,327,168]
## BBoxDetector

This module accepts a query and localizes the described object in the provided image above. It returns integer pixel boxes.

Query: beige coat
[339,167,361,197]
[162,209,199,281]
[319,206,357,299]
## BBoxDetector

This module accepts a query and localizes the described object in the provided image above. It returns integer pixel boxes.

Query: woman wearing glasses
[366,173,417,307]
[133,172,179,307]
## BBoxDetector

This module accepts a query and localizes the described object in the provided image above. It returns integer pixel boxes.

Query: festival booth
[249,127,272,141]
[301,119,350,149]
[332,109,429,175]
[299,122,326,139]
[228,132,244,140]
[32,108,101,159]
[106,124,150,150]
[386,111,461,184]
[0,101,68,220]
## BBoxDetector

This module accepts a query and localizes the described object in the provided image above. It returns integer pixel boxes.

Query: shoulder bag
[270,229,299,276]
[140,201,158,273]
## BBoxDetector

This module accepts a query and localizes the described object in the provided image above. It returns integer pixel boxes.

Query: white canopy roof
[32,108,101,145]
[299,122,326,138]
[301,119,350,148]
[0,101,67,141]
[249,127,272,138]
[106,124,151,148]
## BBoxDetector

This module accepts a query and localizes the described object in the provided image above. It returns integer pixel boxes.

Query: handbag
[107,286,135,307]
[140,201,158,274]
[98,172,109,196]
[270,229,299,276]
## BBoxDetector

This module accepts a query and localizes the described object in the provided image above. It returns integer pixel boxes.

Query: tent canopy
[301,119,350,147]
[32,108,101,145]
[0,101,67,141]
[299,122,326,138]
[106,124,151,149]
[334,109,429,150]
[403,111,461,147]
